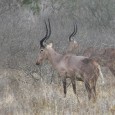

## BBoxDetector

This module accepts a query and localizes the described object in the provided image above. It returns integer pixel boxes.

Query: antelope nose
[36,62,40,65]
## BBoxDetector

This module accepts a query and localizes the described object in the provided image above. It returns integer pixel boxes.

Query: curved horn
[44,18,51,42]
[69,23,77,41]
[40,20,48,48]
[40,19,51,48]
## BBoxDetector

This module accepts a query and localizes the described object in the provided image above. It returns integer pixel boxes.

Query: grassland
[0,68,115,115]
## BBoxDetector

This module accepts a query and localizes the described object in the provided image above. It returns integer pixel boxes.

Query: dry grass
[0,68,115,115]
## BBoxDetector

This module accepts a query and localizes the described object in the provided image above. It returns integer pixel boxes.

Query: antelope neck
[47,48,63,67]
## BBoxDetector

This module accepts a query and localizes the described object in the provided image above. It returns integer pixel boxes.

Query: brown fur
[65,40,78,54]
[36,45,100,102]
[65,40,104,101]
[84,47,115,77]
[36,21,101,102]
[82,58,93,64]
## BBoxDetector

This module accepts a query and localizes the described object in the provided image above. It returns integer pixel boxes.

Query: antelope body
[84,47,115,77]
[65,23,105,84]
[36,20,103,101]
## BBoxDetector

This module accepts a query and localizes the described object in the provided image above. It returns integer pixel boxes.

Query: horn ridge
[47,18,51,39]
[44,18,51,42]
[72,23,77,37]
[40,20,49,48]
[69,23,77,41]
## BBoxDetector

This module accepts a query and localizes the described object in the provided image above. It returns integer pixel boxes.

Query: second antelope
[36,20,104,102]
[65,23,105,84]
[65,23,79,54]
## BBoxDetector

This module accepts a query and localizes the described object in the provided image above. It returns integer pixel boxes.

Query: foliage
[22,0,40,14]
[22,0,32,4]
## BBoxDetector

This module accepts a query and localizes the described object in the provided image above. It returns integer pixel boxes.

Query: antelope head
[36,19,51,65]
[66,23,78,53]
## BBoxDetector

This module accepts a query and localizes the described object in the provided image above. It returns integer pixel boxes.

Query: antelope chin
[36,62,40,65]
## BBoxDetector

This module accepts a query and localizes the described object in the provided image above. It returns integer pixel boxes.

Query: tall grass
[0,68,115,115]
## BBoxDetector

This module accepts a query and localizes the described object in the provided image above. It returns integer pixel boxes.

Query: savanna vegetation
[0,0,115,114]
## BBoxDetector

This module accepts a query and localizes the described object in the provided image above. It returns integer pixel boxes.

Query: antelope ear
[47,43,53,48]
[73,40,77,43]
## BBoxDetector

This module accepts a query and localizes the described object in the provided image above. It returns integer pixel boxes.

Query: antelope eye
[40,49,44,52]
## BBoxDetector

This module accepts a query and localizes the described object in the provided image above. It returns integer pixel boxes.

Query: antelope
[65,23,79,54]
[83,47,115,77]
[65,23,105,84]
[36,19,104,102]
[65,23,115,77]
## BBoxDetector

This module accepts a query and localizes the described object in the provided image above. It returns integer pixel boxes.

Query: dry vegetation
[0,68,115,115]
[0,0,115,115]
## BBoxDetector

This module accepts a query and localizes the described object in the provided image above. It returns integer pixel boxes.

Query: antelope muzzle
[36,61,40,65]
